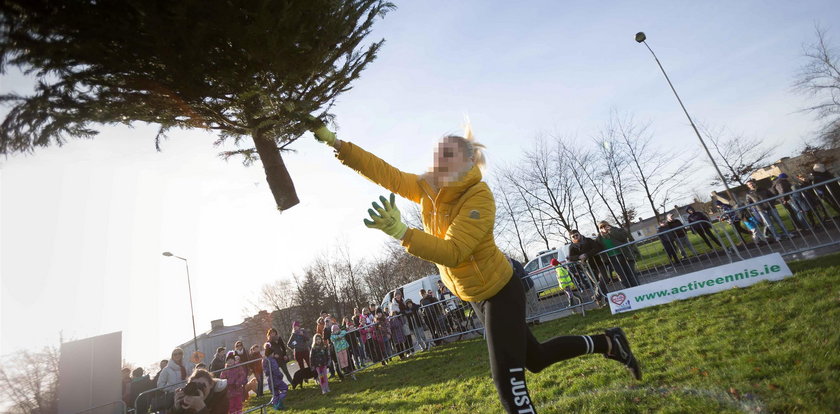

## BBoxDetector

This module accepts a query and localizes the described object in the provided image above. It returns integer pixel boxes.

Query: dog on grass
[290,366,316,389]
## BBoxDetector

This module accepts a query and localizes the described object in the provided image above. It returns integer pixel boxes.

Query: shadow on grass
[787,251,840,273]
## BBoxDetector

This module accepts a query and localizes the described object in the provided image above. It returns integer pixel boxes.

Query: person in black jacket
[656,221,681,266]
[771,174,809,230]
[665,213,697,258]
[745,179,793,240]
[566,230,609,303]
[209,347,226,377]
[685,206,723,249]
[266,328,292,384]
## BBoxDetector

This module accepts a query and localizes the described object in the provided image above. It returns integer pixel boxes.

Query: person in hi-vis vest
[550,259,585,316]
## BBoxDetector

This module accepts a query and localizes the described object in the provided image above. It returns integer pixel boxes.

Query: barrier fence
[131,359,269,414]
[105,176,840,406]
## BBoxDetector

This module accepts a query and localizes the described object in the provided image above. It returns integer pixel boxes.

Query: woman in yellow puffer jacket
[310,121,641,413]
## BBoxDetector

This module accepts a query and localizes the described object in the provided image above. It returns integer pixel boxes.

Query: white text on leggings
[509,368,535,414]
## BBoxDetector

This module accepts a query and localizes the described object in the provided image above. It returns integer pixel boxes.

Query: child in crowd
[262,343,287,410]
[388,311,408,358]
[374,311,392,364]
[310,334,331,394]
[288,321,310,371]
[742,210,767,243]
[219,352,246,414]
[330,324,355,379]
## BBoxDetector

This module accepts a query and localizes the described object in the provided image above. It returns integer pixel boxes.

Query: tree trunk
[251,129,300,211]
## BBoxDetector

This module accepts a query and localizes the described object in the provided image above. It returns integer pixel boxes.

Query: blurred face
[433,137,472,183]
[225,357,234,367]
[747,181,756,189]
[599,224,611,235]
[172,350,183,363]
[315,337,323,346]
[570,232,581,242]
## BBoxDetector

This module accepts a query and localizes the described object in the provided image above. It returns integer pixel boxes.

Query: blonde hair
[443,120,486,170]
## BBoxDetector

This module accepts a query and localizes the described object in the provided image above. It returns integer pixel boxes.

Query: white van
[380,274,442,312]
[523,245,571,296]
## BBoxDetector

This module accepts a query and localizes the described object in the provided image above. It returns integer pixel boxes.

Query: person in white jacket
[157,348,194,391]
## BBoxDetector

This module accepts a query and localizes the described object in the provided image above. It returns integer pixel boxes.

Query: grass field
[246,253,840,413]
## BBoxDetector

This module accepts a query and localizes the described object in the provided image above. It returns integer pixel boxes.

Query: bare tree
[335,242,369,313]
[612,112,691,223]
[498,164,551,250]
[0,346,59,414]
[560,141,600,231]
[360,256,394,305]
[490,176,531,262]
[513,137,578,241]
[593,125,637,229]
[700,124,774,187]
[795,25,840,148]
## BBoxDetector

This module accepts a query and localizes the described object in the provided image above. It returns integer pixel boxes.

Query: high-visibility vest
[554,266,577,289]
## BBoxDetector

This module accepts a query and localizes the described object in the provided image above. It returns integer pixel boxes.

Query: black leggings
[471,275,607,413]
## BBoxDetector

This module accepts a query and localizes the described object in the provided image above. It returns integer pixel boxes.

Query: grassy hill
[247,253,840,413]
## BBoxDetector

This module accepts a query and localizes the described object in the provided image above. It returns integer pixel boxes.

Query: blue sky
[1,1,837,366]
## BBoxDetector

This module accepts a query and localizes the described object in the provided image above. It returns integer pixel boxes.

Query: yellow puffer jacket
[336,141,512,302]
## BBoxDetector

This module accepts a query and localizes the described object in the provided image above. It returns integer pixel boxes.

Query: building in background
[751,147,840,181]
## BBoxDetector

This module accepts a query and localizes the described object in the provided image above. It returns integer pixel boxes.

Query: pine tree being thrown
[0,0,395,211]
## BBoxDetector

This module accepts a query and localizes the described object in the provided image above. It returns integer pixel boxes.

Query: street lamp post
[162,252,199,354]
[635,32,739,207]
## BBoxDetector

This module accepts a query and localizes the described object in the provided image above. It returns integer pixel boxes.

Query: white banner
[608,253,793,314]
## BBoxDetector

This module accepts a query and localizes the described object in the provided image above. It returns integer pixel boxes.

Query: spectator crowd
[121,287,476,413]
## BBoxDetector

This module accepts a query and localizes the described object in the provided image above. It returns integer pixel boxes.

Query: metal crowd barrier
[132,358,266,414]
[340,299,484,376]
[76,400,127,414]
[722,177,840,260]
[523,261,597,321]
[586,220,742,290]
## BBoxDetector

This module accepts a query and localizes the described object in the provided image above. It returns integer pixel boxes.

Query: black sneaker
[604,327,642,380]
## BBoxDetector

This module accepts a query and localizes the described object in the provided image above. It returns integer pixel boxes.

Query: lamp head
[162,252,173,257]
[635,32,646,43]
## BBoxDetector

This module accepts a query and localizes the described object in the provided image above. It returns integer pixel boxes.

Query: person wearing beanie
[308,120,642,413]
[771,172,810,230]
[288,321,310,371]
[549,258,585,316]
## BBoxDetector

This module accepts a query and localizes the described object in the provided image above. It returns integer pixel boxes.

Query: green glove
[308,116,337,147]
[363,193,408,240]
